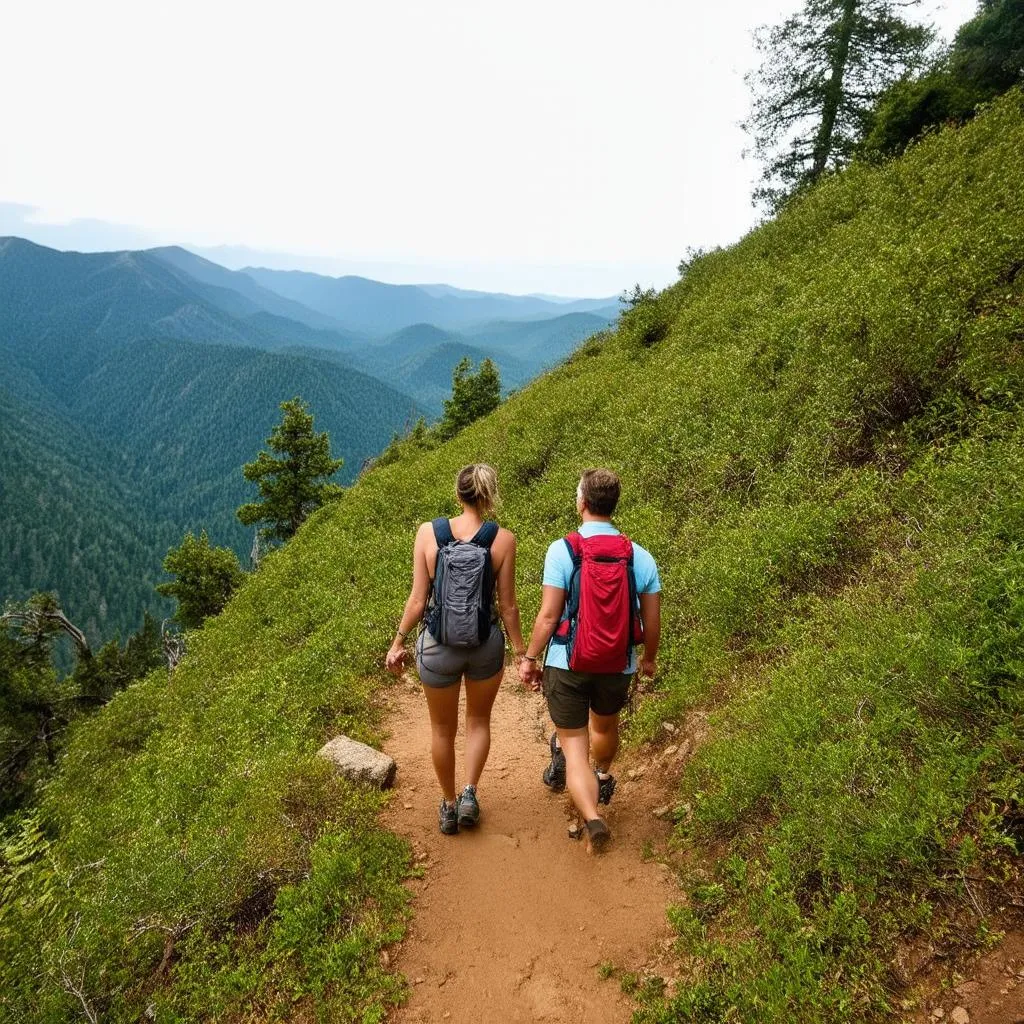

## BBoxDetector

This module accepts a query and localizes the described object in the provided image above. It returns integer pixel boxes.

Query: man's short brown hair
[579,468,621,516]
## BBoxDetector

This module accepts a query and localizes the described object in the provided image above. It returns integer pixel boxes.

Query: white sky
[0,0,978,295]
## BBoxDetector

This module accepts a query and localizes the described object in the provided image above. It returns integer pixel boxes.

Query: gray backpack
[425,518,498,647]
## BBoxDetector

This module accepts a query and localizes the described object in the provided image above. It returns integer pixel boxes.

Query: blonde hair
[456,463,499,516]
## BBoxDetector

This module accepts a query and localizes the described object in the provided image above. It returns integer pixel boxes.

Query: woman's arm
[386,523,432,673]
[495,531,525,656]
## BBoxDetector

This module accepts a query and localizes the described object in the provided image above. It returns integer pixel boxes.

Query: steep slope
[4,93,1022,1024]
[66,338,423,548]
[0,379,176,642]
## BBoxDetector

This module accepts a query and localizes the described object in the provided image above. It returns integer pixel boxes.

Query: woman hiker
[386,464,526,834]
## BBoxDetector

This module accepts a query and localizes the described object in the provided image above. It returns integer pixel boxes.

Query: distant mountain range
[0,236,616,648]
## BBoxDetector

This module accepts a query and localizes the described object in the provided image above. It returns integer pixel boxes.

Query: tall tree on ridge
[745,0,934,211]
[237,397,344,542]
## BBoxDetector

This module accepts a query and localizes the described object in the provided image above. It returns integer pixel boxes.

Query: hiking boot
[457,785,480,827]
[542,733,566,792]
[596,771,617,806]
[438,798,459,835]
[585,817,611,852]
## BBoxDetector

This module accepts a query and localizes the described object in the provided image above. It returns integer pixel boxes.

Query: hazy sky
[1,0,978,295]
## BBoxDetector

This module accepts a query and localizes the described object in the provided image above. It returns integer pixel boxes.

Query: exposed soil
[380,670,680,1024]
[910,927,1024,1024]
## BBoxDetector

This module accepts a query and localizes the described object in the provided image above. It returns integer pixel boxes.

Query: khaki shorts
[416,624,505,687]
[543,666,632,730]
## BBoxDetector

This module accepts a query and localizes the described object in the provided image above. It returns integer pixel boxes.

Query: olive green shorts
[542,666,632,730]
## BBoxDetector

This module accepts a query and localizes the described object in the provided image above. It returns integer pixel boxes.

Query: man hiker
[519,468,661,851]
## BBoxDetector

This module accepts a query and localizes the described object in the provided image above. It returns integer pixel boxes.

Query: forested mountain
[65,338,421,539]
[243,264,617,334]
[0,383,177,644]
[0,236,612,651]
[146,246,360,337]
[0,239,426,648]
[298,311,614,414]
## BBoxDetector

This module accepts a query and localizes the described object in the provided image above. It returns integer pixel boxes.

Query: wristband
[396,628,409,640]
[523,654,538,662]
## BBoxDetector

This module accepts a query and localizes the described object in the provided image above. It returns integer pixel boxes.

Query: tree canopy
[862,0,1024,158]
[236,397,344,542]
[438,358,502,440]
[156,531,245,629]
[745,0,933,210]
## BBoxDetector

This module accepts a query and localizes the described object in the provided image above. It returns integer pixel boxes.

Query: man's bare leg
[557,726,600,822]
[590,710,620,773]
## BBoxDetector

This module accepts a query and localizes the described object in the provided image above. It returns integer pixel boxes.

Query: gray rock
[317,735,396,789]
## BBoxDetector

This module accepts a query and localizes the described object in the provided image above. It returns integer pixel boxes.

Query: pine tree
[236,397,344,542]
[438,359,502,440]
[745,0,933,211]
[156,532,245,629]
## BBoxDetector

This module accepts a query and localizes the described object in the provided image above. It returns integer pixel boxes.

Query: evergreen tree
[156,532,245,629]
[438,359,502,440]
[236,397,344,542]
[745,0,933,210]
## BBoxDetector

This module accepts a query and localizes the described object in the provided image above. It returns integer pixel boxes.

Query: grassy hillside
[3,92,1022,1023]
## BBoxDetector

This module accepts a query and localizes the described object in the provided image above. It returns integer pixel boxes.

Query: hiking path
[379,669,682,1023]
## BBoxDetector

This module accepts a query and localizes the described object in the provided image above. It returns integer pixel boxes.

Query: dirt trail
[380,670,678,1024]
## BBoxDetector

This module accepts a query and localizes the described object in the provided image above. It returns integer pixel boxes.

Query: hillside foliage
[1,92,1022,1023]
[863,0,1024,157]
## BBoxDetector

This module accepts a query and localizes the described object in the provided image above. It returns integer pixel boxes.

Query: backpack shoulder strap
[472,521,499,549]
[432,517,455,547]
[563,532,583,561]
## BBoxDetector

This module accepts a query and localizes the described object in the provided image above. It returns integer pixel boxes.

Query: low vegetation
[1,91,1022,1023]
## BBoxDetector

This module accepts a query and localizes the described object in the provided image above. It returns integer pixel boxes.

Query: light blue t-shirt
[542,521,661,673]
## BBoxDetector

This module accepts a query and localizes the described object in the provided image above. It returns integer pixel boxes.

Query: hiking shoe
[585,818,611,852]
[542,733,566,792]
[438,799,459,835]
[457,785,480,827]
[596,771,617,806]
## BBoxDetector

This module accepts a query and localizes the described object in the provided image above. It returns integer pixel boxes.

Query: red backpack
[551,532,644,673]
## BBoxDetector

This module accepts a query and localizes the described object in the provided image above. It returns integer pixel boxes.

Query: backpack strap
[552,533,584,645]
[432,517,456,548]
[471,520,499,549]
[563,532,583,562]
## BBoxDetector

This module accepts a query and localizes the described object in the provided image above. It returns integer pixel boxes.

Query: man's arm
[518,585,566,691]
[638,591,661,678]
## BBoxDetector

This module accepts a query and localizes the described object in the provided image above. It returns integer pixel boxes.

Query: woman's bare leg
[464,670,503,787]
[422,681,461,802]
